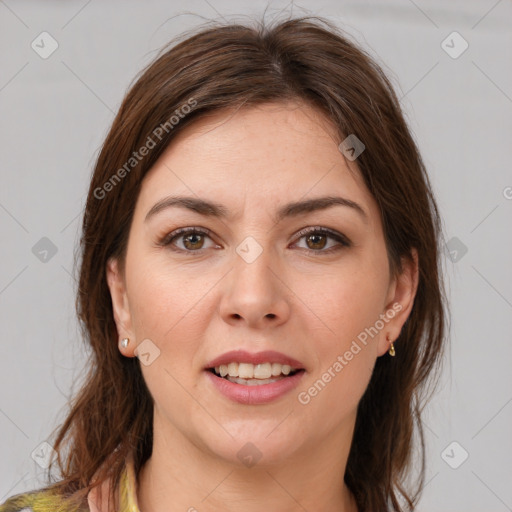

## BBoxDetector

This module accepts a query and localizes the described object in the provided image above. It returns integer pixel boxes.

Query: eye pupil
[306,234,327,250]
[183,233,204,250]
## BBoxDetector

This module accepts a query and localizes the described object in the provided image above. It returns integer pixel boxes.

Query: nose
[218,244,291,329]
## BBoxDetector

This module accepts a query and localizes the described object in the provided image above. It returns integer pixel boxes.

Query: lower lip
[205,369,306,405]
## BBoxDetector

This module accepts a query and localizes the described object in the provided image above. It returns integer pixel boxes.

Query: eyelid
[291,226,351,247]
[158,226,214,248]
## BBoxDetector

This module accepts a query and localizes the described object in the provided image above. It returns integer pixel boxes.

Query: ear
[377,248,419,357]
[106,257,136,356]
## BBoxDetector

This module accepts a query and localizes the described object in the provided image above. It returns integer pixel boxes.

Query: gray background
[1,1,511,510]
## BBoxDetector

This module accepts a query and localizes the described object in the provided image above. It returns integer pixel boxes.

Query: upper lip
[205,349,304,369]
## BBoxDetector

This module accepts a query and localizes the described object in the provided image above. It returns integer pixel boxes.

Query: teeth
[226,376,280,386]
[239,362,254,379]
[272,362,290,376]
[227,362,238,377]
[213,362,296,379]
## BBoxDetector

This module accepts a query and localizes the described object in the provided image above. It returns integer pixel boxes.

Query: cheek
[298,260,388,345]
[125,252,210,355]
[292,255,389,407]
[293,267,385,429]
[126,264,211,409]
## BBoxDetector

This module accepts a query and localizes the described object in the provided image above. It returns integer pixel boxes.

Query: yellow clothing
[0,452,140,512]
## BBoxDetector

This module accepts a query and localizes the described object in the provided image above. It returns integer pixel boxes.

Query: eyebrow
[144,195,368,224]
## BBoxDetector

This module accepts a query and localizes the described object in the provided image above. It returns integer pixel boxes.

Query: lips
[205,366,306,404]
[204,349,305,370]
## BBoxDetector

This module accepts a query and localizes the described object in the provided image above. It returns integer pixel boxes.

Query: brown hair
[39,14,446,512]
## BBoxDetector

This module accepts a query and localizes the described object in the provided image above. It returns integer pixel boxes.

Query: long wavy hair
[36,14,446,512]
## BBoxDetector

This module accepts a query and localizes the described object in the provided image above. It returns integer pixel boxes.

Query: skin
[106,100,418,512]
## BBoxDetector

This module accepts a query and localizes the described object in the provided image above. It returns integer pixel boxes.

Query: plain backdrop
[0,1,511,511]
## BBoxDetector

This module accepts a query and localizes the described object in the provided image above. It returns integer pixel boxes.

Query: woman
[0,14,447,512]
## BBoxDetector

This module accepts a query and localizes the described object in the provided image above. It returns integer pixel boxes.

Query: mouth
[203,349,306,403]
[207,362,304,386]
[205,365,306,405]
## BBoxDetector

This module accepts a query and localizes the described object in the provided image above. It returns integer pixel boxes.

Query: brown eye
[159,227,216,253]
[293,227,351,254]
[182,232,205,250]
[305,233,328,250]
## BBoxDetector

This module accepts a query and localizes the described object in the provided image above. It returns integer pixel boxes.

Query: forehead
[136,102,377,225]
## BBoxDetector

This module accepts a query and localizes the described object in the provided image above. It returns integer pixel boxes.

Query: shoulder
[0,452,136,512]
[0,488,55,511]
[0,487,87,512]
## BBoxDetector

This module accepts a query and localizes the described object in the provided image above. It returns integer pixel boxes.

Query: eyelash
[158,226,351,255]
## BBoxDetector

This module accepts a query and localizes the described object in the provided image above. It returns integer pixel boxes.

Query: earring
[387,334,396,357]
[120,338,129,348]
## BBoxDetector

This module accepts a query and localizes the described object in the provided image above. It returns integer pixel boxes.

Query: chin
[200,425,303,469]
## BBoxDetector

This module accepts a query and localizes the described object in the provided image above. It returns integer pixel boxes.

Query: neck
[136,411,359,512]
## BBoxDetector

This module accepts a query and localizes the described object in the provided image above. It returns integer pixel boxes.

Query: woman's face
[107,101,417,467]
